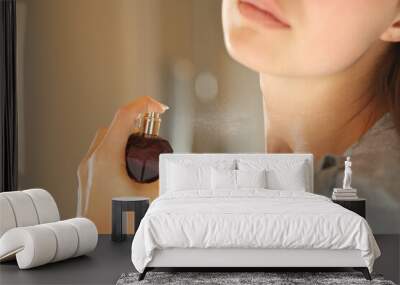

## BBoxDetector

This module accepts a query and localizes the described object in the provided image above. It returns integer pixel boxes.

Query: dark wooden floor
[0,235,399,285]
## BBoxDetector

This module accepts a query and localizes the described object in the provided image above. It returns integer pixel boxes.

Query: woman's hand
[77,96,169,234]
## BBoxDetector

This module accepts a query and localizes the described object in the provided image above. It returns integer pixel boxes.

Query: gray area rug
[116,272,396,285]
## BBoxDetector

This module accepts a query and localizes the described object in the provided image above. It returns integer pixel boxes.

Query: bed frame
[139,154,371,281]
[140,248,370,280]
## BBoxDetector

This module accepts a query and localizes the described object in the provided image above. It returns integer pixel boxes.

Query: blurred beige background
[16,0,264,219]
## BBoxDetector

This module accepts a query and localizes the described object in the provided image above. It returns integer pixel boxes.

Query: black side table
[332,198,366,218]
[112,197,150,242]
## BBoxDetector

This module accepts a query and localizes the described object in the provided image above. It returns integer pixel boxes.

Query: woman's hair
[374,43,400,133]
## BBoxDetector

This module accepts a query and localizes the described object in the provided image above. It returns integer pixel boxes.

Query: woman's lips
[238,0,290,29]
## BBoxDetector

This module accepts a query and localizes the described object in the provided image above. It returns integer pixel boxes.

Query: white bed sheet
[131,189,380,273]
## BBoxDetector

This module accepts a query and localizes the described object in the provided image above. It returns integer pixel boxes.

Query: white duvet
[131,189,380,273]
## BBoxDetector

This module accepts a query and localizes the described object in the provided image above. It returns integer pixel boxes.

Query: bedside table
[112,197,150,242]
[332,198,366,218]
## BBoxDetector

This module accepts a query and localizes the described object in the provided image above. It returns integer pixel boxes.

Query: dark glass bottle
[125,112,173,183]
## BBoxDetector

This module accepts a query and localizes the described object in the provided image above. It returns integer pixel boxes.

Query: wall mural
[17,0,400,235]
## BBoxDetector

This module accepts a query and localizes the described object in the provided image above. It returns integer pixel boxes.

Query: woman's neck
[261,41,390,160]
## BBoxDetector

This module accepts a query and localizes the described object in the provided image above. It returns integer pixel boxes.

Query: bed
[131,154,380,281]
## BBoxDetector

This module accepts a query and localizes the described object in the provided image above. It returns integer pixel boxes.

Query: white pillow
[238,159,308,191]
[211,169,267,190]
[167,163,211,191]
[166,160,236,191]
[236,169,267,189]
[211,168,236,190]
[266,164,307,191]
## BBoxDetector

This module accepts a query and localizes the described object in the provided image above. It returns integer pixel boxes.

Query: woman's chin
[225,29,288,75]
[225,30,358,78]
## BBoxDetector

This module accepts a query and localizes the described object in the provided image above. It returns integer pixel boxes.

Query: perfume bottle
[125,112,173,183]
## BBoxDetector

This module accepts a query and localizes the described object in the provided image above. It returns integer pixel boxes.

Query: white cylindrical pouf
[23,189,60,224]
[0,192,39,227]
[43,221,79,262]
[0,196,17,237]
[0,226,57,269]
[64,218,98,257]
[0,189,98,269]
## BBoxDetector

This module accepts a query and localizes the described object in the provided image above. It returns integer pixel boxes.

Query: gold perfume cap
[140,112,161,136]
